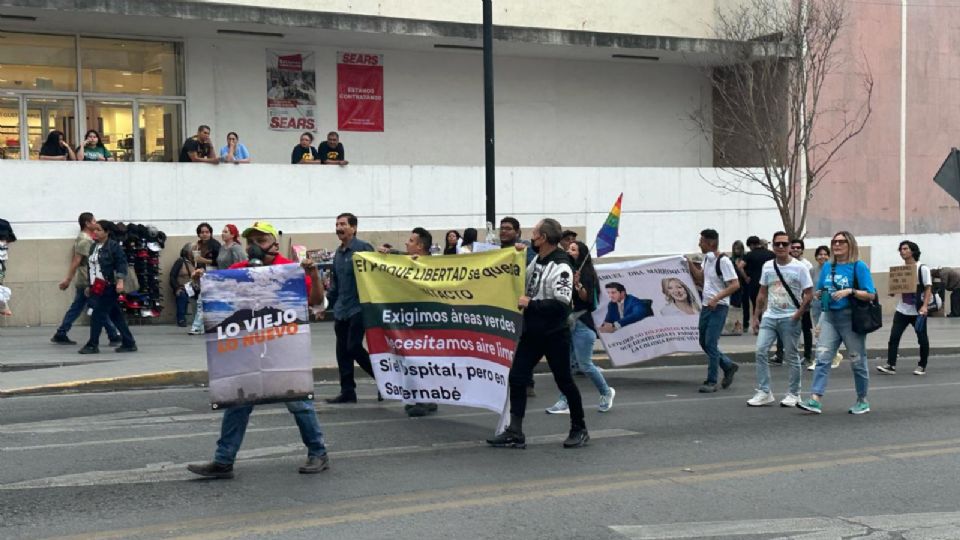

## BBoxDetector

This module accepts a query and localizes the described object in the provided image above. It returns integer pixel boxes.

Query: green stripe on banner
[361,302,523,341]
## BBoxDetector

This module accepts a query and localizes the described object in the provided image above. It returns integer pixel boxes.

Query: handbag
[90,277,108,296]
[849,261,882,334]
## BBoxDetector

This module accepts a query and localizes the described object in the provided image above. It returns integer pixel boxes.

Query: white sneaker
[780,393,800,408]
[599,387,616,413]
[913,366,926,376]
[747,390,775,407]
[545,399,569,415]
[806,362,816,371]
[831,353,843,368]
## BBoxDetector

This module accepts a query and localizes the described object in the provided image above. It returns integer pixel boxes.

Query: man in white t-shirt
[688,228,741,393]
[878,240,935,376]
[748,231,814,407]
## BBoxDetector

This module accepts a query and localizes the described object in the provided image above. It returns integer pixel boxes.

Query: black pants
[508,328,585,430]
[87,288,135,348]
[887,311,929,368]
[334,312,375,395]
[951,289,960,316]
[801,311,813,361]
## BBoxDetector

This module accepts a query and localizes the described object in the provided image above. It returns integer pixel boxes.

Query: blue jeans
[699,304,733,384]
[56,287,118,339]
[175,290,189,324]
[555,320,609,405]
[191,295,204,332]
[214,400,327,465]
[86,288,134,348]
[755,316,802,394]
[810,308,869,399]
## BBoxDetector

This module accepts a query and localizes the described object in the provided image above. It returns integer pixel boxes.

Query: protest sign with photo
[593,256,701,366]
[201,264,314,409]
[354,250,525,413]
[337,51,384,132]
[266,50,317,131]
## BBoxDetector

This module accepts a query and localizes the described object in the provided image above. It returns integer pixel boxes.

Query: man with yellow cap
[187,221,330,479]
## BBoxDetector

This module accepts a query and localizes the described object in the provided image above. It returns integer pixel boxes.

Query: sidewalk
[2,316,959,397]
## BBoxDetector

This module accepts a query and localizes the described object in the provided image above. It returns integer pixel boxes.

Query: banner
[593,256,701,366]
[266,50,317,131]
[201,264,314,409]
[354,250,525,413]
[337,51,384,132]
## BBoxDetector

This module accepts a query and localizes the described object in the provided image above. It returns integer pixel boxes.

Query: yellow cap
[241,221,280,239]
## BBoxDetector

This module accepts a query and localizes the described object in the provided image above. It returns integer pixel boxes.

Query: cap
[242,221,279,239]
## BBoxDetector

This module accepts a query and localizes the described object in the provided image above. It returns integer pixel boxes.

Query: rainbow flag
[595,193,622,257]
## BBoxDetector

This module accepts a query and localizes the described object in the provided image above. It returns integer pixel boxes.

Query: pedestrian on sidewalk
[187,221,330,479]
[52,212,120,345]
[688,228,741,393]
[808,245,844,372]
[546,240,616,415]
[488,218,590,449]
[931,267,960,317]
[169,245,196,327]
[797,231,876,415]
[747,232,813,408]
[78,220,137,355]
[186,222,221,336]
[324,212,377,404]
[0,218,13,317]
[878,241,938,376]
[216,224,247,269]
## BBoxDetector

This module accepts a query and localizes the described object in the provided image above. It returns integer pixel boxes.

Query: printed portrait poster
[201,264,314,409]
[337,51,384,132]
[593,255,702,366]
[266,50,317,131]
[354,250,526,415]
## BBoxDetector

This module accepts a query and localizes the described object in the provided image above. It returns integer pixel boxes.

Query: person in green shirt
[77,130,113,162]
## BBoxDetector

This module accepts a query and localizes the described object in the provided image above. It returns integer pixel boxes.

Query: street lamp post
[483,0,496,226]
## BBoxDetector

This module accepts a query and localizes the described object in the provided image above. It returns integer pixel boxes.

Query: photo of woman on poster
[659,277,701,316]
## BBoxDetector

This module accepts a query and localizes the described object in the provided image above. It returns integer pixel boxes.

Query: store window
[26,97,76,160]
[0,32,77,92]
[85,101,134,161]
[139,102,183,162]
[0,96,20,159]
[81,38,183,96]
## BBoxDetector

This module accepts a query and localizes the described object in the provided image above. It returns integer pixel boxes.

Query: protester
[498,216,536,395]
[443,230,460,255]
[76,130,112,161]
[404,227,440,418]
[747,231,813,407]
[790,238,815,364]
[560,230,578,250]
[459,227,477,253]
[687,228,741,393]
[797,231,876,415]
[546,240,616,415]
[932,267,960,317]
[291,132,321,164]
[178,125,218,164]
[51,212,120,345]
[219,132,251,163]
[878,241,935,376]
[185,223,221,335]
[169,245,196,327]
[78,220,137,355]
[487,218,589,449]
[216,224,247,269]
[808,245,844,371]
[318,131,348,165]
[660,277,701,316]
[324,213,378,403]
[187,221,329,479]
[741,236,774,330]
[38,130,77,161]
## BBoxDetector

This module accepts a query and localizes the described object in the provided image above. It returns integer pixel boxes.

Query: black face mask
[246,242,278,266]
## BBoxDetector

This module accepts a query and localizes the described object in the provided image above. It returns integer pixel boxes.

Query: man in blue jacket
[598,282,653,333]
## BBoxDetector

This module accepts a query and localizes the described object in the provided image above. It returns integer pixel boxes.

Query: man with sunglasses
[790,239,815,365]
[748,232,813,407]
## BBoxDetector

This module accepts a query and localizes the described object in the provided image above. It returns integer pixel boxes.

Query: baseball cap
[242,221,280,239]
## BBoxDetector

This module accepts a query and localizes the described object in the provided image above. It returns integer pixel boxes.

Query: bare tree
[692,0,873,238]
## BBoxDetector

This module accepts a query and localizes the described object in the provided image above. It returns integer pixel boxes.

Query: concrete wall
[183,37,713,167]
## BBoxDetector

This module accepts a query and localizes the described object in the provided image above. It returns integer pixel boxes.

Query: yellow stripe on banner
[353,250,527,311]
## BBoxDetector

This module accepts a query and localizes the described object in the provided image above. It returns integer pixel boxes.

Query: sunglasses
[772,242,790,248]
[832,239,849,245]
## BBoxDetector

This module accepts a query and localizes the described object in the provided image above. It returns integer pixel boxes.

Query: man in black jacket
[487,218,589,450]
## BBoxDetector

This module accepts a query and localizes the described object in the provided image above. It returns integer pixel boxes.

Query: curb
[2,347,957,398]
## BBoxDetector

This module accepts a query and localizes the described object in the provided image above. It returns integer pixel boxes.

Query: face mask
[246,242,278,266]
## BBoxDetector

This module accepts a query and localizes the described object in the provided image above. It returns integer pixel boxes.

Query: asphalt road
[2,356,960,540]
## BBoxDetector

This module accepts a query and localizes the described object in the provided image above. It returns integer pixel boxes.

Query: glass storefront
[0,31,185,161]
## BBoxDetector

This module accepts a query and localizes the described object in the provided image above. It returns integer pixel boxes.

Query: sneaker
[876,364,896,375]
[780,393,801,408]
[188,329,203,336]
[806,362,816,371]
[298,454,330,474]
[831,353,843,368]
[486,428,526,449]
[108,338,122,347]
[913,366,926,376]
[698,381,718,393]
[562,428,590,448]
[848,400,871,415]
[545,399,570,415]
[176,320,187,327]
[324,393,358,404]
[187,461,234,479]
[796,397,822,414]
[114,344,138,353]
[526,385,537,398]
[77,344,99,355]
[747,390,775,407]
[51,334,76,345]
[720,363,739,389]
[599,387,616,413]
[771,356,784,366]
[406,403,429,417]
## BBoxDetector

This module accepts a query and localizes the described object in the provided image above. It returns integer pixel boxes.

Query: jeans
[334,312,375,396]
[887,311,929,368]
[755,316,802,395]
[509,328,585,430]
[56,287,119,339]
[190,295,204,332]
[699,304,734,384]
[175,290,189,324]
[569,319,609,396]
[214,400,326,465]
[810,308,868,399]
[86,288,135,348]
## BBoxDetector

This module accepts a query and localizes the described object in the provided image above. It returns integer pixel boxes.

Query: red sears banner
[337,52,384,132]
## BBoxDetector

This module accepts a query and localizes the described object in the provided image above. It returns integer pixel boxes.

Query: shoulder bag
[850,261,882,334]
[772,261,801,309]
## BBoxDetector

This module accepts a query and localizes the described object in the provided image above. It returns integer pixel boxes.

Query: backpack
[714,254,740,288]
[915,264,943,313]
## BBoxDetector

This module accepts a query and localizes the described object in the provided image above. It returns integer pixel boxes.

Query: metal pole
[483,0,496,226]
